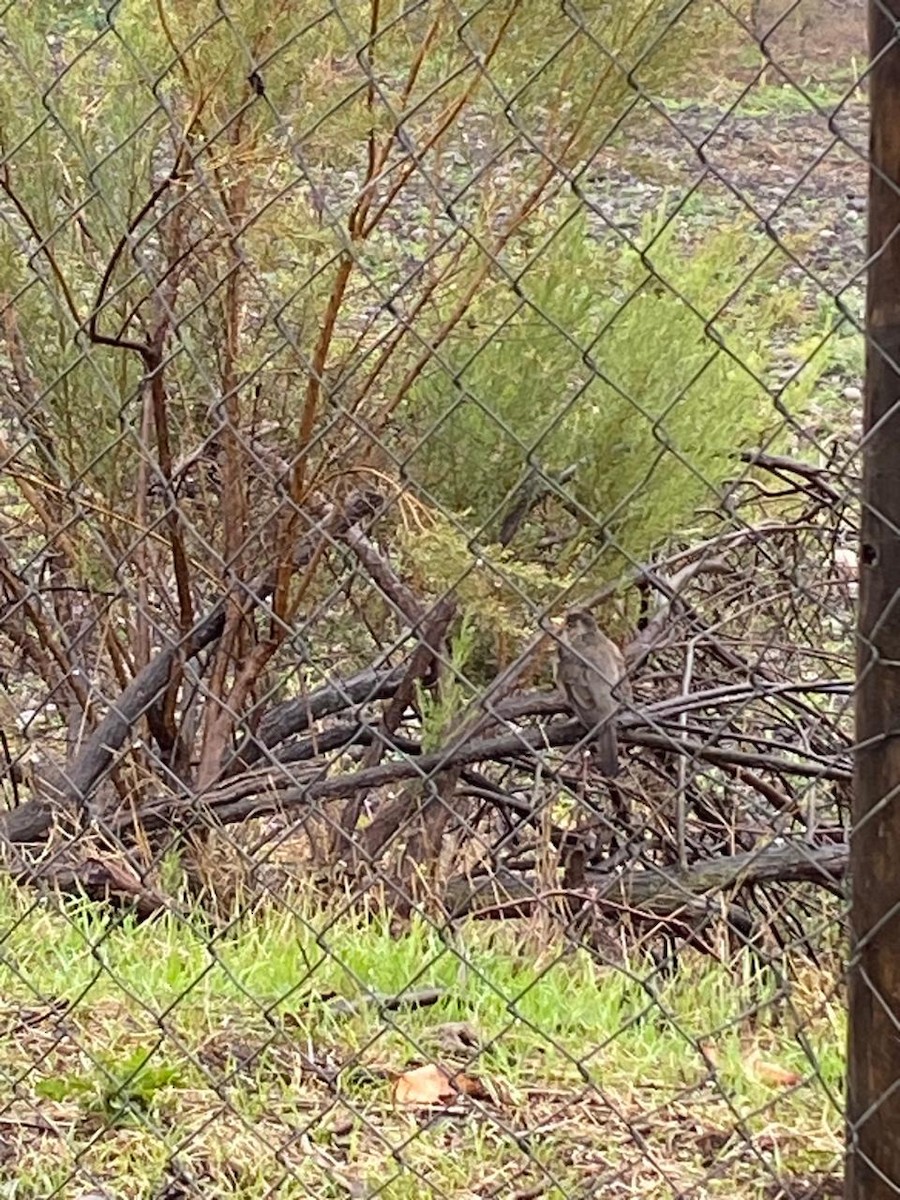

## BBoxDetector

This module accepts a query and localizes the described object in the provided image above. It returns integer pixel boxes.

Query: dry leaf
[698,1040,719,1068]
[701,1041,801,1088]
[392,1063,484,1106]
[743,1044,802,1086]
[748,1057,803,1087]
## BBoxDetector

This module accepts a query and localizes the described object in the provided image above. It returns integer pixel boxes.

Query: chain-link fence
[0,1,877,1197]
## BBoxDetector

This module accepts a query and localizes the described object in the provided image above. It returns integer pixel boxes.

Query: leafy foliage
[400,204,828,570]
[0,1,830,788]
[0,0,742,510]
[36,1047,185,1125]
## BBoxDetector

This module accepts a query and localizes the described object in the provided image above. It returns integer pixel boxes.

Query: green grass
[0,878,844,1199]
[741,82,850,116]
[660,80,851,118]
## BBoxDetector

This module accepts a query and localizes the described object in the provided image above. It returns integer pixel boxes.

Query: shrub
[398,203,827,570]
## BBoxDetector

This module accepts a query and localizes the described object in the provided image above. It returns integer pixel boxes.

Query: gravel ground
[582,92,868,298]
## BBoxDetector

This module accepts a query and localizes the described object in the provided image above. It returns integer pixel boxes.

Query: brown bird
[556,608,629,777]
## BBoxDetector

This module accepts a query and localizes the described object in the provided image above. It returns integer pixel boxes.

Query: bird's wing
[612,650,632,705]
[557,652,613,725]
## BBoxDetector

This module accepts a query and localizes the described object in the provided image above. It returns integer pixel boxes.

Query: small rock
[843,385,863,403]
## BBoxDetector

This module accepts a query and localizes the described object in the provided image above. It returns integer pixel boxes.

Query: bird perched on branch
[556,608,630,777]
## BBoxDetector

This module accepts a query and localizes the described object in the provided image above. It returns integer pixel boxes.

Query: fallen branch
[442,841,847,920]
[232,664,408,772]
[740,449,842,504]
[1,699,850,845]
[11,855,171,921]
[340,523,427,626]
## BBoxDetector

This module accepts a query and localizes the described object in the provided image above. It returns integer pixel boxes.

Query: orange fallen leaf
[698,1042,801,1088]
[748,1057,803,1087]
[698,1041,719,1068]
[392,1063,485,1106]
[742,1044,802,1086]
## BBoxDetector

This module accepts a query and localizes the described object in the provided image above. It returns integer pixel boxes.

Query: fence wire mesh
[0,1,872,1197]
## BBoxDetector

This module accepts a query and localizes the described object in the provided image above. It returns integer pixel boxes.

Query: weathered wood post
[849,5,900,1196]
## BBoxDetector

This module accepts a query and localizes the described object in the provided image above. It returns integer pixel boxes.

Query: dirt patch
[749,1,865,77]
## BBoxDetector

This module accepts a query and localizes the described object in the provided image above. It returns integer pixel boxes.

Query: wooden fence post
[849,5,900,1196]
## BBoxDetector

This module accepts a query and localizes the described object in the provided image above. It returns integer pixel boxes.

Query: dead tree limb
[231,664,408,772]
[9,855,172,921]
[739,449,842,504]
[441,841,847,920]
[1,702,851,846]
[340,524,426,626]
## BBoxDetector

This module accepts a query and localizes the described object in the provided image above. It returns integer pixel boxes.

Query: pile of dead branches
[0,461,854,955]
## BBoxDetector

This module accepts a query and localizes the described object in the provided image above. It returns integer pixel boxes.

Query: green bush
[399,203,826,568]
[0,0,814,680]
[0,0,742,505]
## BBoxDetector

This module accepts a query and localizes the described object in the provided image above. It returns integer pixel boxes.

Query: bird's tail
[591,724,619,778]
